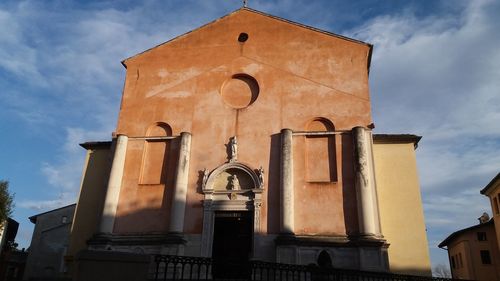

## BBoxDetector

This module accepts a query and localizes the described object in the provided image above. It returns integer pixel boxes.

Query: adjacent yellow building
[373,135,431,275]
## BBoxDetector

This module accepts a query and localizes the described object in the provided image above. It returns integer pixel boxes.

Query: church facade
[67,8,431,276]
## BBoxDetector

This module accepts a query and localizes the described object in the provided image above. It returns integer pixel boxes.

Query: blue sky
[1,0,499,273]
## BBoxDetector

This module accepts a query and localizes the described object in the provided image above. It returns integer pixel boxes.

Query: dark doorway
[212,211,253,279]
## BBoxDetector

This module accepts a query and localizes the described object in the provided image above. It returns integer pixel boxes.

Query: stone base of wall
[253,234,278,262]
[83,233,389,273]
[275,235,389,272]
[73,250,151,281]
[87,233,280,263]
[87,233,202,256]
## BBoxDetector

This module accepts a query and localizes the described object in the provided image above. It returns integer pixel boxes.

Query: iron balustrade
[154,255,212,280]
[153,255,461,281]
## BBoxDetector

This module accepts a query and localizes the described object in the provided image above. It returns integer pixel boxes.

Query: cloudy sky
[1,0,499,272]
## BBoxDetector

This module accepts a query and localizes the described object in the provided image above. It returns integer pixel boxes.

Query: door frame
[200,162,264,258]
[211,210,254,260]
[200,197,262,258]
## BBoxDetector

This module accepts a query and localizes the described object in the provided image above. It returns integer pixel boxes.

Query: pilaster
[280,128,294,234]
[353,127,381,237]
[99,134,128,233]
[169,132,192,233]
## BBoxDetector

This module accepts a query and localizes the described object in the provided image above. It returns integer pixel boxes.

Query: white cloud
[0,8,45,85]
[1,1,241,129]
[346,0,500,266]
[18,126,110,211]
[7,0,233,212]
[350,0,500,138]
[348,0,500,192]
[19,198,69,212]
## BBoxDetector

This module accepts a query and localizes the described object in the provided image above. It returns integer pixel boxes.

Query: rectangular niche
[139,140,170,185]
[305,135,337,182]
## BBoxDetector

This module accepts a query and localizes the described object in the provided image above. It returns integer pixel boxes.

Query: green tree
[0,180,14,223]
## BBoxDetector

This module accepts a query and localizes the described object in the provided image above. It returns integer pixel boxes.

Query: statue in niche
[229,174,240,190]
[258,166,265,188]
[229,136,238,162]
[202,168,209,189]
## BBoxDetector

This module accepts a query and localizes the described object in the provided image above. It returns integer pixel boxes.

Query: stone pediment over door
[202,162,263,195]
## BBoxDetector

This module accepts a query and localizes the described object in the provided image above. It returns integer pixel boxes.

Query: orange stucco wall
[113,138,178,233]
[293,133,358,235]
[112,9,371,235]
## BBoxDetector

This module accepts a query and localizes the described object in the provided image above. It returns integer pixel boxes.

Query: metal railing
[153,255,457,281]
[250,261,455,281]
[154,255,212,280]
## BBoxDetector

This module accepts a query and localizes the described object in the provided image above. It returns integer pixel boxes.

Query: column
[353,126,381,238]
[280,128,294,234]
[169,132,192,233]
[99,134,128,233]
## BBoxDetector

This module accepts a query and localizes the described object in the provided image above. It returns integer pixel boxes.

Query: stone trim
[275,235,387,248]
[372,134,422,149]
[203,162,262,192]
[79,141,112,149]
[128,136,178,140]
[88,233,186,246]
[292,130,350,136]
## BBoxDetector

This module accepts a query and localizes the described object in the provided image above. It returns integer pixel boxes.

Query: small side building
[439,172,500,280]
[23,204,75,280]
[439,218,500,280]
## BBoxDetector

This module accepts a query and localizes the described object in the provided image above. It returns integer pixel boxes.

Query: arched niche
[307,117,335,132]
[305,117,337,182]
[146,122,173,137]
[317,250,333,268]
[211,168,255,191]
[140,122,173,184]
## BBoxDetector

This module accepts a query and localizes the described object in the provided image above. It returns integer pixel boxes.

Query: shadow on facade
[341,133,359,235]
[66,134,434,281]
[266,133,281,233]
[69,206,436,281]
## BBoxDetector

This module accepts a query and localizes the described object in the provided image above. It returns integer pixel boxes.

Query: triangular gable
[122,7,372,70]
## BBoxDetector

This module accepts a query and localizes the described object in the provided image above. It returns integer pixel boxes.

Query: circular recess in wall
[220,74,259,109]
[238,32,249,42]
